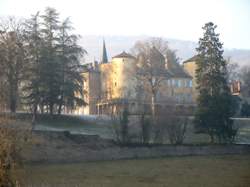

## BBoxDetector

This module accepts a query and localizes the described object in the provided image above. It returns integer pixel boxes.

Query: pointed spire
[102,39,108,63]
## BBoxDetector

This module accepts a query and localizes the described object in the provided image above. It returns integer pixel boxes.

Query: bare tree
[0,17,26,113]
[226,58,240,83]
[131,37,170,55]
[0,114,30,186]
[140,114,151,144]
[110,108,129,144]
[239,65,250,98]
[131,38,172,122]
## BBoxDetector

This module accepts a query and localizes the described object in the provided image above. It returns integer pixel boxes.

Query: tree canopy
[194,22,237,143]
[0,7,87,117]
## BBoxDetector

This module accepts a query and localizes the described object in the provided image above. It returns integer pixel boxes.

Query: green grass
[15,154,250,187]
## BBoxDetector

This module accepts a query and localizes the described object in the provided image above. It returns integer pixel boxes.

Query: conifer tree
[23,12,43,124]
[194,22,237,143]
[24,7,86,116]
[57,18,86,114]
[40,7,61,115]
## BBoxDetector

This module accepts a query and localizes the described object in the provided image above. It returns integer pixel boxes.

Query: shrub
[111,109,129,144]
[166,117,188,145]
[0,115,29,186]
[241,102,250,117]
[140,114,151,144]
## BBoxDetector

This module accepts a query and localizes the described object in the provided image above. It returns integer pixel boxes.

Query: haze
[0,0,250,49]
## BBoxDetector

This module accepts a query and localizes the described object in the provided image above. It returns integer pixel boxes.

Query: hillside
[79,35,250,66]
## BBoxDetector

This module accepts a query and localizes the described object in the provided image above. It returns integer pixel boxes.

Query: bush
[0,115,29,186]
[140,114,151,144]
[154,115,188,145]
[241,102,250,117]
[165,117,188,145]
[111,109,129,144]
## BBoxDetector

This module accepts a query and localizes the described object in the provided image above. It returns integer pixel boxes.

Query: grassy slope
[10,113,250,143]
[34,115,250,144]
[15,155,250,187]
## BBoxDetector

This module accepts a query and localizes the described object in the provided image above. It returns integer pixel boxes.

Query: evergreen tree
[23,12,43,124]
[194,22,237,143]
[57,18,86,114]
[24,7,87,116]
[40,7,61,114]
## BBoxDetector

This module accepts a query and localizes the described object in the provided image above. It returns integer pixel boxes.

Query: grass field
[6,113,249,144]
[15,154,250,187]
[33,114,250,144]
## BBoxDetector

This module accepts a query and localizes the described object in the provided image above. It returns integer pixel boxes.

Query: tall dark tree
[40,7,61,115]
[23,12,43,124]
[194,22,237,143]
[57,18,86,114]
[23,7,87,116]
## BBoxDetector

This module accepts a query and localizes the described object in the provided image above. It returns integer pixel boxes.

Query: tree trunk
[151,93,156,122]
[58,95,64,115]
[10,97,16,113]
[210,133,214,144]
[31,104,37,130]
[40,104,44,114]
[58,102,62,115]
[9,83,17,113]
[49,103,54,115]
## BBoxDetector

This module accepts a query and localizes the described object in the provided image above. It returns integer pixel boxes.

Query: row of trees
[110,38,191,145]
[112,108,188,145]
[115,22,241,144]
[0,8,86,119]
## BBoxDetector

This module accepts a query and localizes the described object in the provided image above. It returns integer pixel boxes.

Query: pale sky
[0,0,250,49]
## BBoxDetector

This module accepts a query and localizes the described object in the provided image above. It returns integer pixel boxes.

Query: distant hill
[80,35,250,66]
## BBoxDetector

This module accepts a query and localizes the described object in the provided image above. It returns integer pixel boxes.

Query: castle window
[168,79,171,86]
[171,79,175,86]
[174,79,181,88]
[178,80,181,87]
[173,79,179,87]
[185,79,191,87]
[188,80,192,88]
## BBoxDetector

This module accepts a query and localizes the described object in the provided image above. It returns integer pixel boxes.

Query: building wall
[74,70,101,115]
[99,57,137,101]
[77,56,195,116]
[183,61,198,101]
[88,71,101,114]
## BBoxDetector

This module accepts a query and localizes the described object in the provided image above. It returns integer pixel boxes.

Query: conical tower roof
[102,40,108,63]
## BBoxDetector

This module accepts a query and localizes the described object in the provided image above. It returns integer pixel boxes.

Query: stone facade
[77,45,196,115]
[183,56,199,101]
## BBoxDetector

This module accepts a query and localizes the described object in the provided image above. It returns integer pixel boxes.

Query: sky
[0,0,250,49]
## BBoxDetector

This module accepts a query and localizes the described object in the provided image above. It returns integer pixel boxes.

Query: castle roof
[168,66,192,79]
[112,51,136,59]
[183,55,199,63]
[102,40,108,63]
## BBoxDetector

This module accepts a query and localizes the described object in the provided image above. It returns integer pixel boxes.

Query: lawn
[34,115,250,144]
[9,113,250,144]
[15,154,250,187]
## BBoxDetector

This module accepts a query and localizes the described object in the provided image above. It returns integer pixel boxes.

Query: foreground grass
[15,154,250,187]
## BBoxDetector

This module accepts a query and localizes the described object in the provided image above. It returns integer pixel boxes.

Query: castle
[74,41,196,115]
